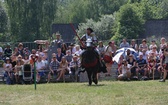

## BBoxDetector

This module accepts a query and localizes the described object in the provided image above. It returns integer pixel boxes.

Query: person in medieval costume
[80,28,98,49]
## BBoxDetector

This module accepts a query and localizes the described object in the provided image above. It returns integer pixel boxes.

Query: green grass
[0,81,168,105]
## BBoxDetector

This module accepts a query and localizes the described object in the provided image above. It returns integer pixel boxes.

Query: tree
[0,1,8,41]
[55,0,128,23]
[112,4,143,40]
[5,0,57,42]
[0,2,7,33]
[77,14,115,42]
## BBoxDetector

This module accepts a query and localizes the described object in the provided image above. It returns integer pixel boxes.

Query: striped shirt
[69,59,80,68]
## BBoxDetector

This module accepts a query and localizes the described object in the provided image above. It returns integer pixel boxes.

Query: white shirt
[121,64,131,74]
[104,46,112,56]
[74,49,82,56]
[36,60,46,71]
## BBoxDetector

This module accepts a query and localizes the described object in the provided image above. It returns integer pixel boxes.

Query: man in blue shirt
[136,53,147,78]
[120,39,130,48]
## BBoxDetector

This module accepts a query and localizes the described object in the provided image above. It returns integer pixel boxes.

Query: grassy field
[0,81,168,105]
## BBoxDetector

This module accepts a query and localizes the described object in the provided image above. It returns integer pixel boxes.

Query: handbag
[103,55,112,63]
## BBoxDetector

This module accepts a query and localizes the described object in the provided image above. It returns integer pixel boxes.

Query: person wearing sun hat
[52,32,63,48]
[3,57,12,84]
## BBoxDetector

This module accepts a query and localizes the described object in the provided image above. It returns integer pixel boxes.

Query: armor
[81,32,98,48]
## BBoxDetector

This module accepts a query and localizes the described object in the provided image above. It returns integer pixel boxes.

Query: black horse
[81,47,100,85]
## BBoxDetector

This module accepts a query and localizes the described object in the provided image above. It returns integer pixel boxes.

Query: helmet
[86,38,92,47]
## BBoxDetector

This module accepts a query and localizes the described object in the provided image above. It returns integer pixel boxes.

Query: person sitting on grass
[136,53,148,80]
[118,59,131,81]
[47,53,60,83]
[56,57,69,81]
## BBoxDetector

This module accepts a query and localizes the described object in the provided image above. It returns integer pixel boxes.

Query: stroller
[22,64,32,84]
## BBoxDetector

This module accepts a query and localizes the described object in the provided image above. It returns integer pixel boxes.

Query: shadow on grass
[83,84,106,87]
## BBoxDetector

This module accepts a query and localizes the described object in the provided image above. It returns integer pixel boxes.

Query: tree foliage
[77,14,115,41]
[0,2,7,33]
[5,0,57,42]
[112,4,143,40]
[55,0,128,23]
[1,0,168,42]
[0,1,8,41]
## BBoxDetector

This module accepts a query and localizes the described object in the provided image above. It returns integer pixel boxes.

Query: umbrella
[113,52,123,63]
[116,47,136,54]
[113,47,137,63]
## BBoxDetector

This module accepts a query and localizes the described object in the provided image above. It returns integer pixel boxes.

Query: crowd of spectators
[0,33,168,84]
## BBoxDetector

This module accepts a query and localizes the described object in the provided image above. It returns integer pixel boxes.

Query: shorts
[139,69,145,74]
[38,71,45,77]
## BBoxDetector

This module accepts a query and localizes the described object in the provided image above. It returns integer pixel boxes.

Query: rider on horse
[81,28,98,49]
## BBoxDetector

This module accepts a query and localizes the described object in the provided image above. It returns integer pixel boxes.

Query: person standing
[103,42,113,76]
[52,32,63,48]
[139,39,148,52]
[97,41,105,58]
[17,43,25,57]
[4,43,12,58]
[159,45,168,82]
[56,48,64,62]
[120,39,130,48]
[130,39,138,51]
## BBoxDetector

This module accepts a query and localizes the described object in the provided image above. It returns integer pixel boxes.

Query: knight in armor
[81,28,98,49]
[81,38,100,67]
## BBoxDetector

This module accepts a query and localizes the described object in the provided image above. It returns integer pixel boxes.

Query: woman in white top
[3,57,12,79]
[104,42,113,76]
[118,59,131,81]
[159,37,167,56]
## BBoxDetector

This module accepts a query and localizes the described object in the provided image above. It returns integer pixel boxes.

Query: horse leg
[92,70,98,85]
[86,70,92,86]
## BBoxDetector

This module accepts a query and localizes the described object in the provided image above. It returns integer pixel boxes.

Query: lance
[70,23,85,48]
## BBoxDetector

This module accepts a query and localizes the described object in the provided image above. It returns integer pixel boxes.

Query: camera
[162,48,168,52]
